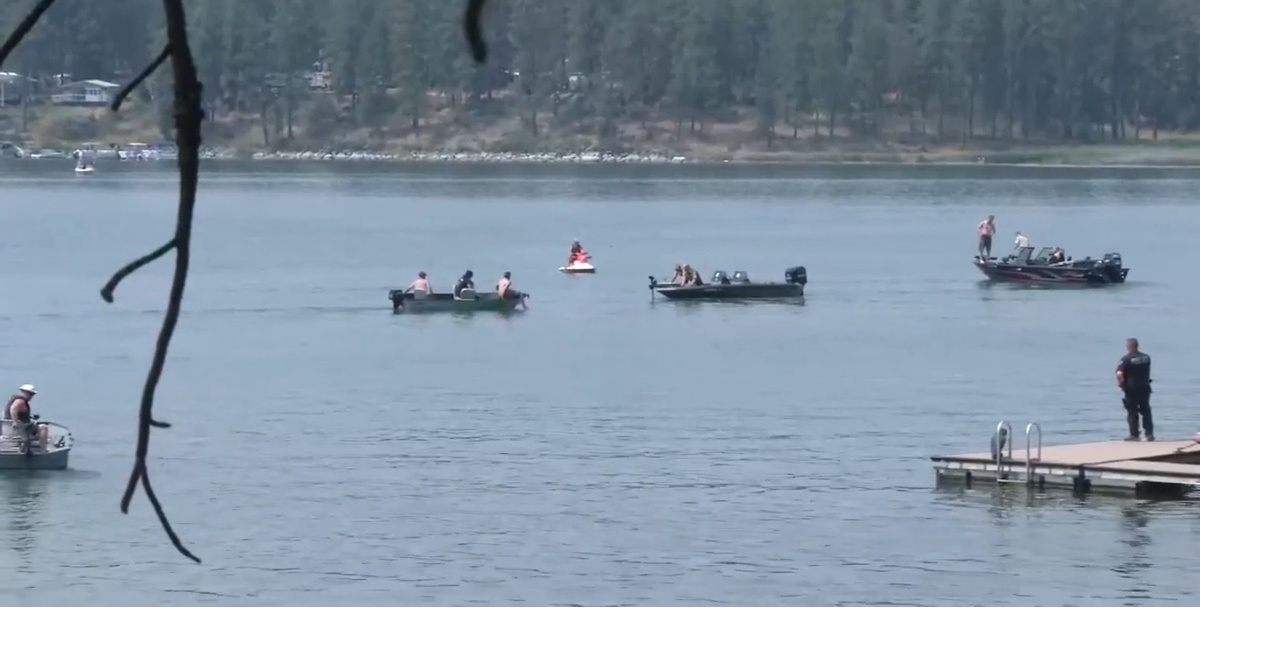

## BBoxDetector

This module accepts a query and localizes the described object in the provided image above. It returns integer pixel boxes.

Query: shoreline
[24,140,1199,169]
[100,147,1198,169]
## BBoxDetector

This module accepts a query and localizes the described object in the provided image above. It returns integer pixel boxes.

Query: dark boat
[648,267,807,300]
[973,247,1129,285]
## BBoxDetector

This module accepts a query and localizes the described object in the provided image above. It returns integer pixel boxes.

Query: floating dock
[932,422,1199,497]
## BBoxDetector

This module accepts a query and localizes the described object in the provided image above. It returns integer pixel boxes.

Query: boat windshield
[1010,247,1034,265]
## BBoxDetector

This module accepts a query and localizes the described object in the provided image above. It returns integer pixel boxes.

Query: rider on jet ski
[567,240,589,266]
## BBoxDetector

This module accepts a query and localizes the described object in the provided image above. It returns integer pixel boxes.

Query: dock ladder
[990,421,1043,485]
[991,421,1014,482]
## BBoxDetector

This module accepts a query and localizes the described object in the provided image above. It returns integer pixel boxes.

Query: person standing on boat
[1115,338,1155,441]
[1013,231,1030,250]
[4,384,48,452]
[408,272,432,293]
[977,216,995,258]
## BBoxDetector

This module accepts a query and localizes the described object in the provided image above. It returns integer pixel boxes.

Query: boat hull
[0,445,70,471]
[974,260,1129,285]
[655,282,804,300]
[559,263,596,274]
[389,289,528,314]
[648,266,808,301]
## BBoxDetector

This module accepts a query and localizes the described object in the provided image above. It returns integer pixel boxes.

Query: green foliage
[0,0,1199,145]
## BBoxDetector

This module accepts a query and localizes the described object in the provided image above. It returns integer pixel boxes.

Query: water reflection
[650,297,808,313]
[1115,504,1155,605]
[2,474,47,572]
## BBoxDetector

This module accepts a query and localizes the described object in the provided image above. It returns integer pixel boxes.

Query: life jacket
[4,395,30,423]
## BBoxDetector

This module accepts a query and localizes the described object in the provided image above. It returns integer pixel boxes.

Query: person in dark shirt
[453,270,475,297]
[1115,337,1154,441]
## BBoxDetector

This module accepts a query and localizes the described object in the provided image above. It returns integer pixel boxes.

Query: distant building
[49,79,122,106]
[0,71,38,106]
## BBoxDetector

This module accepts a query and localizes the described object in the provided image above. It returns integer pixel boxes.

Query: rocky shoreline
[245,150,690,163]
[43,146,1196,167]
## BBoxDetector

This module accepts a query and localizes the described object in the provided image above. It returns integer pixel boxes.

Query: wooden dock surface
[932,437,1200,495]
[941,439,1198,470]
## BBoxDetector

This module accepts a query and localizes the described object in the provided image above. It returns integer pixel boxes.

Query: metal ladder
[990,421,1043,485]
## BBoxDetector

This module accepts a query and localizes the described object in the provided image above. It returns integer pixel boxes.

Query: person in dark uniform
[1115,338,1154,441]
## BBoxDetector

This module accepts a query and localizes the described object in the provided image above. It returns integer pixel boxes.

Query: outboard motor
[711,270,732,285]
[388,289,406,312]
[732,271,750,284]
[784,266,808,286]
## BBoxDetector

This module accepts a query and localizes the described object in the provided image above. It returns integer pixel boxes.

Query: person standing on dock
[1115,338,1155,441]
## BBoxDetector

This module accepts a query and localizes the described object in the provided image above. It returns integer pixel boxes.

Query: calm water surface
[0,161,1200,606]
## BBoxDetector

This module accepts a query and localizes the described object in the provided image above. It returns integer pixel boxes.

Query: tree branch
[5,0,493,566]
[463,0,490,63]
[100,238,177,303]
[107,0,208,564]
[111,43,172,112]
[0,0,60,70]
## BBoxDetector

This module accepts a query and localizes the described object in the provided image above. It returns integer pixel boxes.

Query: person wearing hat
[4,384,48,452]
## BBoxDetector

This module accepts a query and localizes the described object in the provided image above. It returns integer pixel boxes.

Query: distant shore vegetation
[0,0,1199,166]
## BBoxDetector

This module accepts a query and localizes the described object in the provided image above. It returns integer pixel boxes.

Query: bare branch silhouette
[464,0,491,63]
[1,0,492,564]
[0,0,60,68]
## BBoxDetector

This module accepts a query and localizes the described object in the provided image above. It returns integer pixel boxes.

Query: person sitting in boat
[1047,247,1066,264]
[681,264,704,286]
[453,270,476,298]
[408,271,432,294]
[496,271,517,299]
[568,241,588,265]
[3,384,48,453]
[669,264,686,284]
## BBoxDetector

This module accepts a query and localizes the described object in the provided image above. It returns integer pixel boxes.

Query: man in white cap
[4,384,48,452]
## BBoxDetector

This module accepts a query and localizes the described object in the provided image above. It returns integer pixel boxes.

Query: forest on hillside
[0,0,1200,152]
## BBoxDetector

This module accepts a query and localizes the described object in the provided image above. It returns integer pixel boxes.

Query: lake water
[0,160,1200,606]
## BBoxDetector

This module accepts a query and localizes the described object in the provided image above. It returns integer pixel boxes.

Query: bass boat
[648,266,807,301]
[973,247,1128,285]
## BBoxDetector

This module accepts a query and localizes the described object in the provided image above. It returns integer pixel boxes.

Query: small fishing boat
[74,160,95,174]
[388,287,529,314]
[648,267,807,301]
[0,421,75,471]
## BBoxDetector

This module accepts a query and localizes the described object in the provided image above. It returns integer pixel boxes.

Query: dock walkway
[932,421,1199,497]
